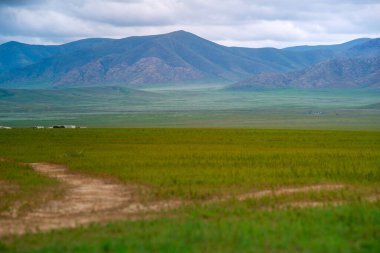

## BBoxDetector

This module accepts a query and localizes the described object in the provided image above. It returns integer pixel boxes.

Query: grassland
[0,128,379,252]
[1,87,379,129]
[0,129,379,199]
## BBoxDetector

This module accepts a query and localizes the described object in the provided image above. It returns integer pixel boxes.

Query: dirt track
[0,163,360,236]
[0,163,181,236]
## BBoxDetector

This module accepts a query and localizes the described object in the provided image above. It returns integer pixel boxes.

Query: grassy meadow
[1,87,379,129]
[0,129,379,199]
[0,128,379,252]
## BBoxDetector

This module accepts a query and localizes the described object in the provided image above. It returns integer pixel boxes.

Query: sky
[0,0,379,48]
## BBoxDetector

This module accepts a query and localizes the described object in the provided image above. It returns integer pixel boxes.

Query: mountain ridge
[229,56,380,90]
[0,30,379,88]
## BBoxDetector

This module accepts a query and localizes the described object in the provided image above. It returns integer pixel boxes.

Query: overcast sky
[1,0,379,48]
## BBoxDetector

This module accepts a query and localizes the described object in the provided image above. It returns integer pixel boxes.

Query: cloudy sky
[1,0,379,48]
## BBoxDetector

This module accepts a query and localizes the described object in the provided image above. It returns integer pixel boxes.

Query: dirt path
[208,184,346,204]
[0,163,181,236]
[0,163,356,236]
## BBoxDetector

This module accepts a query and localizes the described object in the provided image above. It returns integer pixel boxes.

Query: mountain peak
[169,30,189,34]
[162,30,197,38]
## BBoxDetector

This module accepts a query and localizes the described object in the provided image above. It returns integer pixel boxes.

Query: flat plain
[0,128,379,252]
[1,87,379,129]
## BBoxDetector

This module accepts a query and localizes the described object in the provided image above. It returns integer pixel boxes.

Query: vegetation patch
[1,204,379,253]
[0,160,62,216]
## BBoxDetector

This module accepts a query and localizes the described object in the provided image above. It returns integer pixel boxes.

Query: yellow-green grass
[0,128,379,252]
[0,160,62,215]
[0,128,379,199]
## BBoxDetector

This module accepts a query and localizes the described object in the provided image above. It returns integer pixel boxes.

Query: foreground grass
[1,204,379,253]
[0,129,379,199]
[0,160,61,215]
[0,129,379,252]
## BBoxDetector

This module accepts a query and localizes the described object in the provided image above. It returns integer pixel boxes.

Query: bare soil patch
[209,184,346,203]
[0,163,181,236]
[0,181,19,195]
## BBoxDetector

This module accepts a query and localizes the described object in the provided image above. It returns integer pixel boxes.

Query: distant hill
[229,57,380,90]
[0,86,160,113]
[284,38,371,52]
[344,38,380,58]
[0,38,112,72]
[0,31,379,88]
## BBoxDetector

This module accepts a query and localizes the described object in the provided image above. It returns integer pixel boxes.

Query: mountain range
[0,30,379,89]
[230,56,380,90]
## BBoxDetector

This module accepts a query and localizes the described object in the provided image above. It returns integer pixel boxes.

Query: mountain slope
[344,38,380,58]
[0,42,58,72]
[284,38,371,52]
[230,57,380,90]
[0,31,378,88]
[0,31,345,88]
[0,38,111,72]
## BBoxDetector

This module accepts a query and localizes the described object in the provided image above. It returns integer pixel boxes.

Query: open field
[1,87,379,129]
[0,129,379,199]
[2,109,380,130]
[0,129,379,252]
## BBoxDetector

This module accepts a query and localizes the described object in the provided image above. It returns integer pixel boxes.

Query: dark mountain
[0,31,378,88]
[0,41,57,72]
[0,38,111,72]
[284,38,371,52]
[344,38,380,58]
[0,31,349,88]
[229,57,380,90]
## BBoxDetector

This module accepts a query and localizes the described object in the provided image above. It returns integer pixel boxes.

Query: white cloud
[0,0,379,47]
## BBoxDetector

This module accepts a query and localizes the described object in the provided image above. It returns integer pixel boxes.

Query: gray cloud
[0,0,379,47]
